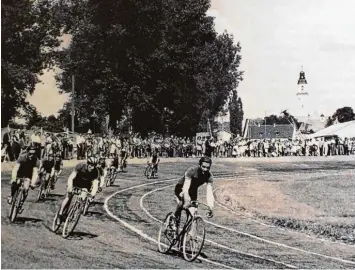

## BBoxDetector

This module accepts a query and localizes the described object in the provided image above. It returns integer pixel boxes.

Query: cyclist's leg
[8,177,20,203]
[21,178,31,202]
[59,177,74,216]
[174,195,183,220]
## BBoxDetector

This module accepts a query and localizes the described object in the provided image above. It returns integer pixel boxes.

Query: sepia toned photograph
[1,0,355,268]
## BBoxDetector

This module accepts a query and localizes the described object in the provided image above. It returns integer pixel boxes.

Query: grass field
[214,158,355,244]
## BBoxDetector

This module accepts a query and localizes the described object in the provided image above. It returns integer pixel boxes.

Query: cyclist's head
[199,156,212,174]
[48,152,54,160]
[27,144,37,159]
[87,156,98,171]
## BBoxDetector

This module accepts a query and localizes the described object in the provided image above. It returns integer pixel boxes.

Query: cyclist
[51,152,63,189]
[56,156,100,224]
[7,145,40,204]
[148,150,160,176]
[38,152,55,188]
[174,156,214,223]
[120,139,129,171]
[108,153,119,181]
[97,156,107,191]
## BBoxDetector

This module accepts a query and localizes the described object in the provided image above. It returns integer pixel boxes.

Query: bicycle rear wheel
[62,200,82,238]
[158,212,177,253]
[182,216,205,262]
[9,188,22,223]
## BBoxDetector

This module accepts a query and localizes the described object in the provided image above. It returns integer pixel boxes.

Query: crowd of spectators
[2,127,355,162]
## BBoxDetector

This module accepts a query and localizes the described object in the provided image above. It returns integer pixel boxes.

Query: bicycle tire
[52,208,61,232]
[36,176,46,202]
[62,200,82,238]
[145,166,152,179]
[182,216,205,262]
[82,198,90,216]
[105,171,112,187]
[158,212,176,254]
[9,188,21,223]
[45,177,52,198]
[110,171,116,185]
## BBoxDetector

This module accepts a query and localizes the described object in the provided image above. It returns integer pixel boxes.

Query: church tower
[296,67,309,117]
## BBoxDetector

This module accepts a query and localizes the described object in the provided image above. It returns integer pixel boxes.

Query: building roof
[297,117,326,133]
[244,124,294,140]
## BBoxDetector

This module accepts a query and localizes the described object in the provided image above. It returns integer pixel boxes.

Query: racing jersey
[16,153,40,178]
[175,166,213,200]
[111,156,119,168]
[151,153,159,164]
[41,158,55,173]
[73,163,99,189]
[99,159,106,169]
[54,159,63,171]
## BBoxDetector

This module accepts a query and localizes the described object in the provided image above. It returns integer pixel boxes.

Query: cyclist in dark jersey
[8,145,40,204]
[57,156,100,223]
[174,156,214,219]
[51,152,63,189]
[39,152,55,188]
[148,150,160,175]
[97,156,107,191]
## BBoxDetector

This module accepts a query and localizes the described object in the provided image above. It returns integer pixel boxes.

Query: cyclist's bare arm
[50,167,55,178]
[11,163,20,182]
[66,171,78,193]
[206,182,214,210]
[182,175,192,207]
[91,179,99,197]
[99,174,105,188]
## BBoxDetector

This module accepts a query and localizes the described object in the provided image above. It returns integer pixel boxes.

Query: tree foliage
[1,0,63,127]
[326,106,355,127]
[229,91,244,136]
[57,0,243,136]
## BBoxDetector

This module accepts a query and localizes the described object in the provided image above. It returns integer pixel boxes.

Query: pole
[71,75,75,133]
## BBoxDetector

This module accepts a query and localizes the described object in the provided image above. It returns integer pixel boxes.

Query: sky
[28,0,355,119]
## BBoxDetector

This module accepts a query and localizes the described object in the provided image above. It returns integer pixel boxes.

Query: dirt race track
[2,157,355,269]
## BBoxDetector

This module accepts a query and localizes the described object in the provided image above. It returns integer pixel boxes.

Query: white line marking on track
[103,179,234,269]
[140,182,355,267]
[139,184,298,269]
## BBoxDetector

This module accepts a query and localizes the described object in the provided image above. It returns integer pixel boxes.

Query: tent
[308,120,355,139]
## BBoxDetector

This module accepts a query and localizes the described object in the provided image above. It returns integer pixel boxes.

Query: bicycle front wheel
[9,188,22,223]
[106,171,112,187]
[36,177,46,202]
[52,208,61,233]
[145,166,153,179]
[62,200,82,238]
[82,198,90,216]
[182,216,205,262]
[158,212,176,254]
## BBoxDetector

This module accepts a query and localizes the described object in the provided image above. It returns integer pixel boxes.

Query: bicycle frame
[175,201,209,243]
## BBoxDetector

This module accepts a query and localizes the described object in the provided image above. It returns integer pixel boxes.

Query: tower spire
[296,67,309,116]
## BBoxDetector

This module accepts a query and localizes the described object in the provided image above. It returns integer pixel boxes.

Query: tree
[326,107,355,127]
[229,91,244,136]
[1,0,64,127]
[56,0,243,136]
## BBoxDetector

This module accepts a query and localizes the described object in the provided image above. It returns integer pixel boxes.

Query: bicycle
[106,167,117,187]
[144,163,157,179]
[8,177,29,223]
[52,187,88,238]
[158,201,210,262]
[36,172,50,202]
[119,159,127,173]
